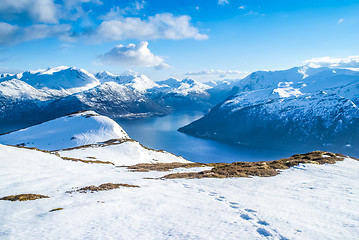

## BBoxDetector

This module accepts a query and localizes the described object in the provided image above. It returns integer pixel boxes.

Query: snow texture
[0,111,129,150]
[0,144,358,239]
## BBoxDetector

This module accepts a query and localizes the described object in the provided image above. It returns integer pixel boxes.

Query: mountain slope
[0,68,171,126]
[0,66,100,94]
[0,110,188,165]
[0,111,129,150]
[1,143,359,239]
[180,66,359,147]
[96,71,159,93]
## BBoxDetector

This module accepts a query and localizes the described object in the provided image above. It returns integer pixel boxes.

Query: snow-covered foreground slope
[1,144,358,240]
[0,111,129,150]
[58,139,189,166]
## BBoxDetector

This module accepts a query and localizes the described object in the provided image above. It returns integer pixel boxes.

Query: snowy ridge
[0,66,100,94]
[58,139,189,166]
[0,111,187,165]
[180,66,359,146]
[96,71,159,93]
[0,67,172,123]
[155,78,212,96]
[0,111,129,150]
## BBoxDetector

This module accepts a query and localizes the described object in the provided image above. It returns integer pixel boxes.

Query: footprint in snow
[257,228,272,237]
[229,202,239,209]
[258,220,269,226]
[183,184,191,189]
[245,208,256,213]
[240,214,252,220]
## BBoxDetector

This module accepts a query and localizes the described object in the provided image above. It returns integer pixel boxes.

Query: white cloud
[0,22,19,45]
[0,0,58,23]
[239,6,246,10]
[0,22,72,45]
[90,1,145,21]
[100,41,171,69]
[185,70,244,76]
[22,24,72,42]
[304,56,359,69]
[338,18,344,24]
[218,0,229,5]
[184,69,247,82]
[94,13,208,41]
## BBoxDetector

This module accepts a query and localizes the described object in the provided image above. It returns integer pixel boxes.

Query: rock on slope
[180,66,359,147]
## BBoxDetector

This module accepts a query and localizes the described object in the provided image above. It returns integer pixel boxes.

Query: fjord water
[115,112,313,163]
[1,112,357,163]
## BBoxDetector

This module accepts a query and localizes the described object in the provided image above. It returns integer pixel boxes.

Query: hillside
[180,66,359,147]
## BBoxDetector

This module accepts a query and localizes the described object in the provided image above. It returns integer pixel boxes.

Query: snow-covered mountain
[154,78,212,96]
[180,66,359,147]
[0,67,173,126]
[0,110,188,165]
[96,71,159,93]
[147,77,225,111]
[0,66,100,94]
[0,111,129,150]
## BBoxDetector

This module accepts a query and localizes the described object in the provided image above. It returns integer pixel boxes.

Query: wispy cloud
[0,22,72,45]
[94,13,208,42]
[185,70,244,76]
[0,0,207,45]
[99,41,171,69]
[337,18,344,24]
[218,0,229,6]
[184,69,247,82]
[304,56,359,69]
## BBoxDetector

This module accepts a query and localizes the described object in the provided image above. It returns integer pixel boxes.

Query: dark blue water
[2,112,356,163]
[115,112,314,163]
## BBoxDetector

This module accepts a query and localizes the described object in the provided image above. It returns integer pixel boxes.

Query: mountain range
[179,66,359,147]
[0,66,220,131]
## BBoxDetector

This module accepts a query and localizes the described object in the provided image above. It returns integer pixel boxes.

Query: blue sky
[1,0,359,82]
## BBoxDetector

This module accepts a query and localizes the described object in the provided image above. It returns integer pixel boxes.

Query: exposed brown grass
[60,156,114,165]
[161,151,347,179]
[67,183,140,193]
[0,194,49,201]
[11,145,61,156]
[59,138,182,156]
[127,162,208,172]
[49,208,63,212]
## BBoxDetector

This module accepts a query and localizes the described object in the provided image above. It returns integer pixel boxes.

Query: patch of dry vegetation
[161,151,346,179]
[60,156,114,165]
[49,208,63,212]
[67,183,140,193]
[59,138,182,157]
[0,194,49,201]
[127,162,208,172]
